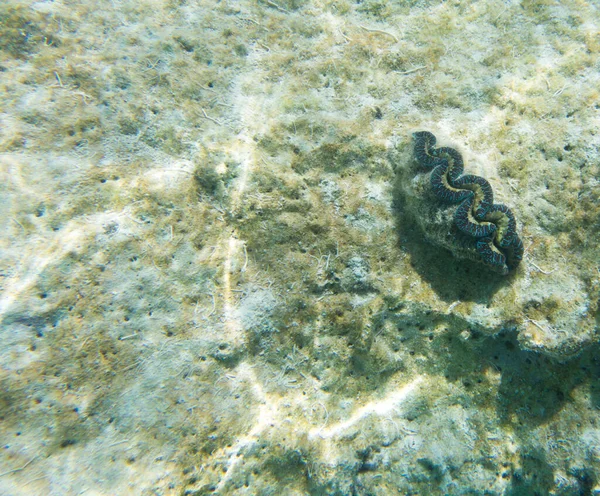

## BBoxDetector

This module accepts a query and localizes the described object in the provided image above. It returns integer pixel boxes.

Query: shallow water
[1,0,599,494]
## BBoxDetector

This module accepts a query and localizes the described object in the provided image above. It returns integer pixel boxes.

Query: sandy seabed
[1,0,599,494]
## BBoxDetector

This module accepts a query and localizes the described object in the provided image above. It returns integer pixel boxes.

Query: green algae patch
[0,5,60,59]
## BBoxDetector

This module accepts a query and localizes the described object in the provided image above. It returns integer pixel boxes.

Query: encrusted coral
[412,131,523,275]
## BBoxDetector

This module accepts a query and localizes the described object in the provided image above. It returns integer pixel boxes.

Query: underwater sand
[0,0,599,494]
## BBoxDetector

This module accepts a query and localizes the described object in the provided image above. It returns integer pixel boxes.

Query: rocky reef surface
[0,0,599,494]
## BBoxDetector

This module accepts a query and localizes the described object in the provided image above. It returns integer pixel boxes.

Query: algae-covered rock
[0,0,598,494]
